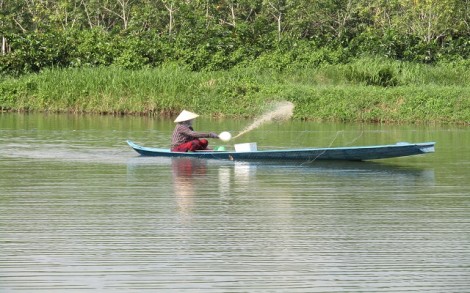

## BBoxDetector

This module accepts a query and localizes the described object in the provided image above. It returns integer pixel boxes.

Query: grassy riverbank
[1,58,469,124]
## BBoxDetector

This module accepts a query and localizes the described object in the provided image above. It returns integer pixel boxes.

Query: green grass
[1,58,469,124]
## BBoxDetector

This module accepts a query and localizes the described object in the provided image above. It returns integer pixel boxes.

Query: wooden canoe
[127,140,435,162]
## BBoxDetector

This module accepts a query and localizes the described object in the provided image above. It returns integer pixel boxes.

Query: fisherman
[171,110,219,152]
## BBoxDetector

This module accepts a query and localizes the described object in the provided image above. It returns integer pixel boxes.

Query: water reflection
[249,160,435,182]
[171,158,208,221]
[127,157,435,187]
[3,113,469,292]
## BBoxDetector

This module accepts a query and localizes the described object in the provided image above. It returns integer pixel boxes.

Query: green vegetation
[1,1,470,75]
[1,59,469,123]
[1,1,469,123]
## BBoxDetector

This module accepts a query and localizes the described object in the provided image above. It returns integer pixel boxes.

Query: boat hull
[127,140,435,162]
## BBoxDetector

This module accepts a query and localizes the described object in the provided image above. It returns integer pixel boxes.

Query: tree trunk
[164,3,175,36]
[2,37,6,55]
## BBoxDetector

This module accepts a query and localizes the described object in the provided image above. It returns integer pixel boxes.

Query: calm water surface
[1,113,469,292]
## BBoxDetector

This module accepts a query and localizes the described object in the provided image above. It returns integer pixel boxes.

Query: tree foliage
[1,0,469,75]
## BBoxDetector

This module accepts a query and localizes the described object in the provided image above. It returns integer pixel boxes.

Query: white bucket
[234,142,257,152]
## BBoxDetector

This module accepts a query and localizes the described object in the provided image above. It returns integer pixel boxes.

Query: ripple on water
[1,121,469,292]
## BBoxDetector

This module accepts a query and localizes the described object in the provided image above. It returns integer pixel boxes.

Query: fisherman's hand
[209,132,219,138]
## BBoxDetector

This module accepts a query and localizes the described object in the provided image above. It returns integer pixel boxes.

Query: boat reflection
[247,159,434,176]
[126,157,435,185]
[242,160,435,186]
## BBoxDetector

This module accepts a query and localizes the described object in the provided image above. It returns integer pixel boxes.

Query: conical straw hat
[174,110,199,123]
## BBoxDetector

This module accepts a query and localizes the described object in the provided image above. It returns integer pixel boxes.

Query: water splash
[233,101,294,139]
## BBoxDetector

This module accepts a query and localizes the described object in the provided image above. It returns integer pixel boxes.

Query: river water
[1,113,469,292]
